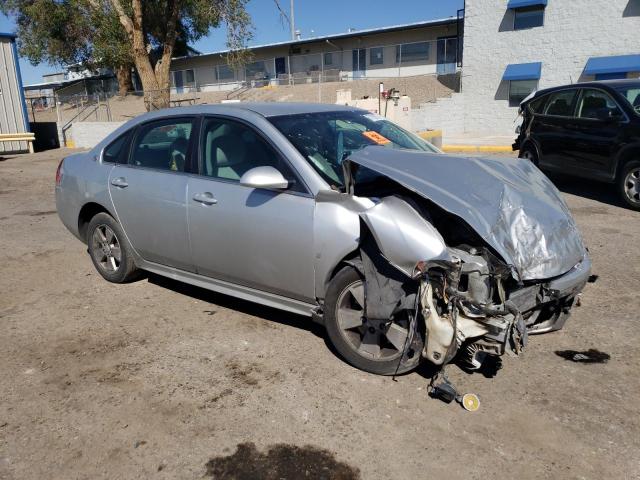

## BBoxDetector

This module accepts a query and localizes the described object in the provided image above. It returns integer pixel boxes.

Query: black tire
[324,266,422,375]
[519,144,538,165]
[618,160,640,211]
[86,212,141,283]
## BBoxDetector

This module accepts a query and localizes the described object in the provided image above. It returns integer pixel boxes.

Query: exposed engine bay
[325,146,594,374]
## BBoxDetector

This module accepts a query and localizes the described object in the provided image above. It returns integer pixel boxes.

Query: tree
[95,0,253,109]
[2,0,254,109]
[0,0,134,95]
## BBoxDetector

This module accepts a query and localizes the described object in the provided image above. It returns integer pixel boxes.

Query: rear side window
[103,132,131,164]
[131,119,193,172]
[577,89,622,119]
[544,90,578,117]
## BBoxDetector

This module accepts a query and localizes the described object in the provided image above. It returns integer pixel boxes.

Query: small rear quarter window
[103,132,131,164]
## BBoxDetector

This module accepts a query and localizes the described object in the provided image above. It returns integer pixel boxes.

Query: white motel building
[167,0,638,136]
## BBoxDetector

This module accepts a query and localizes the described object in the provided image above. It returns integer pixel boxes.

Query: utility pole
[290,0,295,40]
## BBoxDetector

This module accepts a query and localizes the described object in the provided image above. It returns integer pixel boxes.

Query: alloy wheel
[91,224,122,273]
[335,280,411,361]
[624,167,640,206]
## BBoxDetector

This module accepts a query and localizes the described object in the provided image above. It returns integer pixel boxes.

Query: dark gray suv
[514,79,640,210]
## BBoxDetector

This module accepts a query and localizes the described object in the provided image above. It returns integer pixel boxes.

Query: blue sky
[0,0,463,85]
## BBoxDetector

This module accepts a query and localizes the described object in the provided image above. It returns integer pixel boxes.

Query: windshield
[268,110,439,188]
[615,85,640,115]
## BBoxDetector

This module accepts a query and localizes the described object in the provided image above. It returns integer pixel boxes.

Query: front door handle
[110,177,128,188]
[193,192,218,205]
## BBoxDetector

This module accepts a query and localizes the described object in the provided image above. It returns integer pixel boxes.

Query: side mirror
[239,166,289,190]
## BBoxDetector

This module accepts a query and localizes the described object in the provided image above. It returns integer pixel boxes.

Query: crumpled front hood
[344,147,587,281]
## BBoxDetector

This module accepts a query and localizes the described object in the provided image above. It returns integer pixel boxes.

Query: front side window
[370,47,384,65]
[396,42,430,64]
[577,89,623,119]
[509,79,538,107]
[269,111,438,189]
[103,132,131,164]
[131,119,193,172]
[543,90,578,117]
[200,118,304,192]
[528,94,548,114]
[324,52,333,66]
[615,86,640,115]
[514,6,545,30]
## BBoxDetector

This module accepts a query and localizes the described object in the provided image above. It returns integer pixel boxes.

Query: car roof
[529,79,640,100]
[130,102,365,124]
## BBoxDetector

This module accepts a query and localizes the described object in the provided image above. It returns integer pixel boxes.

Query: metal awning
[584,54,640,75]
[502,62,542,81]
[507,0,547,9]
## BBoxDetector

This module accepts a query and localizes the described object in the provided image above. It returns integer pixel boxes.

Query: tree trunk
[115,66,134,96]
[109,0,171,111]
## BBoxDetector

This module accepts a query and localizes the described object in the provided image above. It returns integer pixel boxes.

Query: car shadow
[546,172,628,209]
[146,273,326,340]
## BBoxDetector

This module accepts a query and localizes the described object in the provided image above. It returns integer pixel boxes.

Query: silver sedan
[56,103,591,376]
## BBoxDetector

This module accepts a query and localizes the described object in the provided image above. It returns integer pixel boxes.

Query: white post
[290,0,295,40]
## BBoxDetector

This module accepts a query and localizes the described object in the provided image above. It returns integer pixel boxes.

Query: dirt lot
[1,148,639,480]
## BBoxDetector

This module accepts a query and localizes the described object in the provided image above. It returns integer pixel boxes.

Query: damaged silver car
[55,103,592,376]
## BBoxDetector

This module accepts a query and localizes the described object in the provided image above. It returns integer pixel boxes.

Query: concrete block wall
[69,122,124,148]
[452,0,640,136]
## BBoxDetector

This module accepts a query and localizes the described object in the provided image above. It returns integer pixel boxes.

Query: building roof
[0,32,17,40]
[173,17,457,61]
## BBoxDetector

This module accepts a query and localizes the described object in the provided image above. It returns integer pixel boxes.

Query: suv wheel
[519,145,538,165]
[619,160,640,211]
[87,212,141,283]
[324,266,422,375]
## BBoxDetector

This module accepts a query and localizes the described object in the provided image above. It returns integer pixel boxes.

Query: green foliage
[0,0,255,71]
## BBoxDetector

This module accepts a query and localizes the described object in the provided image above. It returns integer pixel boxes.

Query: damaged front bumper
[417,250,591,370]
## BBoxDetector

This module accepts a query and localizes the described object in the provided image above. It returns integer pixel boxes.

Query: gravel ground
[1,148,639,480]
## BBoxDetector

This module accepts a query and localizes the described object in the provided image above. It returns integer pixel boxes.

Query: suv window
[544,90,578,117]
[528,95,547,114]
[103,132,131,164]
[131,119,193,172]
[200,118,305,193]
[577,89,622,119]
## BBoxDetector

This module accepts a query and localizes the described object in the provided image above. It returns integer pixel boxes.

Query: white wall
[69,121,124,148]
[454,0,640,136]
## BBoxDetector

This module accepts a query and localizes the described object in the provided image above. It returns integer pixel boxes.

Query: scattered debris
[555,349,610,364]
[134,440,147,448]
[428,369,480,412]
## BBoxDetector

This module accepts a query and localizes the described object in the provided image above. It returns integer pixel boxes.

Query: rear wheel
[87,212,140,283]
[619,161,640,211]
[324,266,421,375]
[519,144,538,165]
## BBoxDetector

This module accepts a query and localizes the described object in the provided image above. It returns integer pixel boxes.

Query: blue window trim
[502,62,542,81]
[584,54,640,75]
[507,0,547,9]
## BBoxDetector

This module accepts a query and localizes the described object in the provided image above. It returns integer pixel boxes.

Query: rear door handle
[110,177,128,188]
[193,192,218,205]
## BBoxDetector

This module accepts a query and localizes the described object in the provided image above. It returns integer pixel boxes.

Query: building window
[370,47,384,65]
[245,61,267,80]
[509,79,538,106]
[324,52,333,66]
[217,64,234,81]
[513,6,545,30]
[396,42,430,64]
[185,69,195,86]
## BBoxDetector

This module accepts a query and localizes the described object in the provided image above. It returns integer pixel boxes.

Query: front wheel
[87,212,141,283]
[324,266,422,375]
[619,160,640,211]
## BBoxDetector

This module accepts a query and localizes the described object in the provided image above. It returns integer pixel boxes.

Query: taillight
[55,158,64,186]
